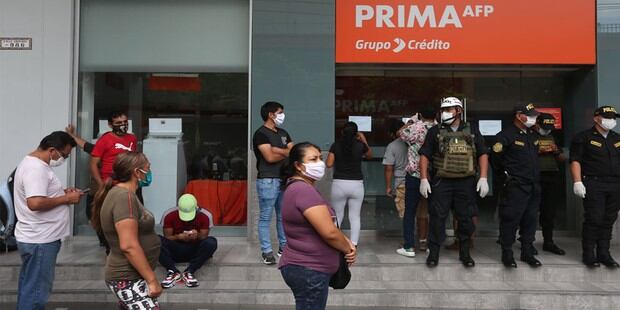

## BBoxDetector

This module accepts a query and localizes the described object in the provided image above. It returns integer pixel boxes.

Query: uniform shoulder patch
[615,141,620,148]
[590,140,602,147]
[514,140,525,146]
[493,142,503,153]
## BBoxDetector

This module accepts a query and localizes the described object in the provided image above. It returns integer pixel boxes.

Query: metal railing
[598,23,620,33]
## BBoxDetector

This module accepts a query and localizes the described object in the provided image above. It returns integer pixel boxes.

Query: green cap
[177,194,197,222]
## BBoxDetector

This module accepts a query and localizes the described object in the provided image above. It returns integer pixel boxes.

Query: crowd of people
[9,98,620,309]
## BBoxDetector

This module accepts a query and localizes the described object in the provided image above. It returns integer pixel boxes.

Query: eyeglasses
[55,149,70,159]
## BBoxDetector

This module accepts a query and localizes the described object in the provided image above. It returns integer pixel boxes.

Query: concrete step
[0,280,619,309]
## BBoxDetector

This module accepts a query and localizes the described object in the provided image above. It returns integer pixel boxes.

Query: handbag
[329,220,351,289]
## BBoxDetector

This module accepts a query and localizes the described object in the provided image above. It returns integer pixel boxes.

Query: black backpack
[0,169,17,252]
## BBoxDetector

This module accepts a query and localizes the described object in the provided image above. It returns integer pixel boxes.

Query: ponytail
[280,142,320,190]
[341,122,358,159]
[90,178,114,234]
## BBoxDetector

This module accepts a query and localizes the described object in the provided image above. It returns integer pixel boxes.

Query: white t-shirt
[14,155,70,243]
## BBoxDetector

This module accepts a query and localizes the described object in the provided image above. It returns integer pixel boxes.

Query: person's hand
[476,178,489,198]
[177,232,189,242]
[356,132,367,143]
[64,187,80,194]
[573,182,586,198]
[146,279,162,298]
[65,124,76,136]
[386,186,393,197]
[65,191,83,204]
[188,229,198,241]
[344,238,356,266]
[419,179,432,198]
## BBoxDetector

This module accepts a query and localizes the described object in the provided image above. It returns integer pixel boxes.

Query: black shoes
[459,240,475,268]
[426,248,439,268]
[582,248,600,268]
[460,255,475,268]
[542,242,566,256]
[520,254,542,267]
[599,256,620,268]
[502,250,517,268]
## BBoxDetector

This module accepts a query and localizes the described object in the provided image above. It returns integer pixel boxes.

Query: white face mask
[524,116,537,128]
[302,161,326,181]
[441,112,455,125]
[274,113,285,127]
[601,118,617,131]
[49,150,66,167]
[537,128,552,136]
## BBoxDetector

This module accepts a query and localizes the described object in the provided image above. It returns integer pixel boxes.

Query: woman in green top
[91,152,162,309]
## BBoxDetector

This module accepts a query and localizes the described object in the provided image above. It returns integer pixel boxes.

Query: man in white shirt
[14,131,84,309]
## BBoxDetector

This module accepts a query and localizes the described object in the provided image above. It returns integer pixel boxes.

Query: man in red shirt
[160,194,218,288]
[90,111,137,187]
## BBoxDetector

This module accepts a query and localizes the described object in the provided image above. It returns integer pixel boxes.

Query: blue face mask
[138,169,152,187]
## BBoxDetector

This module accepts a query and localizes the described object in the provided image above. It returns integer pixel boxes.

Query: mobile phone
[81,188,91,194]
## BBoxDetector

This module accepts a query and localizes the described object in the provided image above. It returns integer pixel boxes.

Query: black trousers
[428,176,476,251]
[159,236,218,273]
[499,178,540,252]
[582,178,620,248]
[539,172,564,242]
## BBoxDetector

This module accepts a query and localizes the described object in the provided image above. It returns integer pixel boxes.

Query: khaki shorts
[394,184,406,218]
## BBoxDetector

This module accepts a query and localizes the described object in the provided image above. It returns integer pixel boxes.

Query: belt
[583,176,620,182]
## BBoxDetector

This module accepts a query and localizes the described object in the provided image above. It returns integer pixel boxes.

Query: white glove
[420,178,432,198]
[476,178,489,198]
[573,182,586,198]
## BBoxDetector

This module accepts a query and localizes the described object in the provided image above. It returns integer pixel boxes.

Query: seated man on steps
[160,194,218,288]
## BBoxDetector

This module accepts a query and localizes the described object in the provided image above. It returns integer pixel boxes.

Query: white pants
[331,179,365,245]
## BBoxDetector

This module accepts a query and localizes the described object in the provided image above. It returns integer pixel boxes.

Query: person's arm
[271,146,290,158]
[384,165,394,197]
[326,152,335,168]
[27,192,82,211]
[65,125,88,150]
[90,157,103,186]
[571,161,582,183]
[197,228,209,240]
[478,154,489,179]
[257,144,286,163]
[163,227,189,242]
[357,133,372,158]
[303,205,354,254]
[116,219,162,297]
[420,155,430,180]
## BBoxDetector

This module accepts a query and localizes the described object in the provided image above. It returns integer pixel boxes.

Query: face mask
[302,161,326,181]
[49,150,66,167]
[441,112,455,125]
[138,169,153,187]
[112,124,128,135]
[601,118,617,131]
[274,113,285,127]
[523,116,537,128]
[537,128,552,136]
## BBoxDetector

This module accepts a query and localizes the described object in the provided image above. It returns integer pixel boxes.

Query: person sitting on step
[159,194,218,288]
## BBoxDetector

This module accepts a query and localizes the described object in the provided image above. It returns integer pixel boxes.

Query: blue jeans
[256,178,286,253]
[280,264,331,310]
[404,175,422,249]
[16,240,61,310]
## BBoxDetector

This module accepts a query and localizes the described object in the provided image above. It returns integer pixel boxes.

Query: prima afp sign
[0,37,32,50]
[336,0,595,65]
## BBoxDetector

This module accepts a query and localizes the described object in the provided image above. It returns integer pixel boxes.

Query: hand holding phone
[81,188,91,194]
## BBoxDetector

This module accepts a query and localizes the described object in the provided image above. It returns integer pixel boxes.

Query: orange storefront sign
[336,0,596,64]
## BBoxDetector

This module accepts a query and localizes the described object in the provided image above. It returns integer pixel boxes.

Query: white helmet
[440,97,463,109]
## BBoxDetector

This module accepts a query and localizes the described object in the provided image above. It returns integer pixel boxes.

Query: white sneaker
[396,247,416,257]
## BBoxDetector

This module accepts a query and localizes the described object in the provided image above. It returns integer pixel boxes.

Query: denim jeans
[16,240,61,310]
[280,264,331,310]
[403,175,422,249]
[256,178,286,253]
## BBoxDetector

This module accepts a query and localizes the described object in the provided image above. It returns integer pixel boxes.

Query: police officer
[534,113,566,255]
[570,106,620,268]
[419,97,489,268]
[491,103,542,268]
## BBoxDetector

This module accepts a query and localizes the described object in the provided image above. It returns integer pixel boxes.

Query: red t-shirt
[163,211,211,235]
[91,132,137,181]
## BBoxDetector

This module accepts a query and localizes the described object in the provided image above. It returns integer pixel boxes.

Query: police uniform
[419,121,487,266]
[570,106,620,268]
[491,103,542,267]
[536,113,566,255]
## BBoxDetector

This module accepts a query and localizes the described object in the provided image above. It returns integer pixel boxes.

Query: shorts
[106,279,160,310]
[394,183,406,218]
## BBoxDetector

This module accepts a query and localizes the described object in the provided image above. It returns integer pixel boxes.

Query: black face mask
[112,125,128,135]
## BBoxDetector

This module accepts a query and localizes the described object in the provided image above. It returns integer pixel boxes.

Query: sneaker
[182,271,200,287]
[161,270,182,289]
[277,248,283,257]
[262,252,276,265]
[396,247,416,257]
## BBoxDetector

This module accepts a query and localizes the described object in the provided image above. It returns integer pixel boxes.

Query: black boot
[582,242,600,268]
[520,244,542,267]
[542,242,566,255]
[459,239,475,268]
[426,246,439,268]
[502,249,517,268]
[597,240,619,268]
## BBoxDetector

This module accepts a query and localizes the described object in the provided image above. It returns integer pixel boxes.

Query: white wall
[0,0,75,182]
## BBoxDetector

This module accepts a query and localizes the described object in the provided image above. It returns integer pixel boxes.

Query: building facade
[1,0,620,241]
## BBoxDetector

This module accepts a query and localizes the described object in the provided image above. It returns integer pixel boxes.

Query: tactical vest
[433,124,477,178]
[537,135,560,172]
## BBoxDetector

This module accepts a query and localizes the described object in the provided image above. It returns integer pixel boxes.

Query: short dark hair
[260,101,284,121]
[38,131,77,150]
[108,110,127,123]
[420,104,436,120]
[388,119,405,136]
